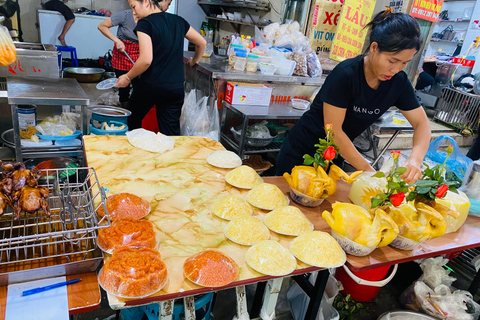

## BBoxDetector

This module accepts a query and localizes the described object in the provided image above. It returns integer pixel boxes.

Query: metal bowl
[63,67,105,83]
[231,127,277,147]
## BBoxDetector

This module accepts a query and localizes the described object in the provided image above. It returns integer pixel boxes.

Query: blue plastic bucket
[89,120,128,135]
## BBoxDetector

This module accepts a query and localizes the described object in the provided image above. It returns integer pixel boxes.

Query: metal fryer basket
[0,167,110,266]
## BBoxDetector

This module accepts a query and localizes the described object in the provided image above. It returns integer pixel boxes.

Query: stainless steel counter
[7,77,89,105]
[183,51,325,85]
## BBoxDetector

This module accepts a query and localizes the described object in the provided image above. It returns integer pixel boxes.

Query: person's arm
[97,18,126,52]
[115,31,152,87]
[185,26,206,67]
[323,103,375,172]
[398,107,431,184]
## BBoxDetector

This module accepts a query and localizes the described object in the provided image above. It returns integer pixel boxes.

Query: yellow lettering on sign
[420,0,426,7]
[425,2,431,9]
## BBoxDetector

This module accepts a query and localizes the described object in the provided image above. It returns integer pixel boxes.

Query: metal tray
[0,167,110,285]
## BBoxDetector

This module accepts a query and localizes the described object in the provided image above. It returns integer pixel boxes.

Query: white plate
[96,78,117,90]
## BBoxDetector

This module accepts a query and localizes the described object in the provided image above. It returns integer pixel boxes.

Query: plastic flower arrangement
[370,151,409,209]
[303,124,340,169]
[406,145,459,203]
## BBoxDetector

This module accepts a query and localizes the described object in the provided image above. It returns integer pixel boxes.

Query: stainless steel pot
[63,67,105,83]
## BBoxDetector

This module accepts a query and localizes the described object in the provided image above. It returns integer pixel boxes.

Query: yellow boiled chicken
[284,165,362,199]
[322,202,399,248]
[386,202,448,242]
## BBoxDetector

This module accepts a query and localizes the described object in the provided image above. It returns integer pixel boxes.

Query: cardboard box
[225,82,272,106]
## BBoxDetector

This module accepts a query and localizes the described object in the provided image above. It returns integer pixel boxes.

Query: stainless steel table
[370,111,413,169]
[220,101,308,157]
[7,76,89,162]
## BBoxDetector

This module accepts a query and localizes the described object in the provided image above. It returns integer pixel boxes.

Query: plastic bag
[0,25,16,66]
[96,91,120,106]
[180,90,219,141]
[35,112,80,136]
[306,50,322,77]
[424,135,472,179]
[417,256,456,288]
[291,49,308,77]
[287,272,340,320]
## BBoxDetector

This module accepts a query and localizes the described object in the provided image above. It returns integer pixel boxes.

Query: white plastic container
[259,63,277,75]
[234,52,247,71]
[246,54,258,73]
[275,59,296,76]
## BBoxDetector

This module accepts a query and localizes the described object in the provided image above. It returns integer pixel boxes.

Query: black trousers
[114,69,135,103]
[275,136,344,176]
[127,82,184,136]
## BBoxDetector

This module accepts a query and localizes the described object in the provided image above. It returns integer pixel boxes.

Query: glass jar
[234,52,247,71]
[246,54,259,73]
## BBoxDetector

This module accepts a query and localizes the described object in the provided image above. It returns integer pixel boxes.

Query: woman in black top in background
[276,9,431,184]
[115,0,206,135]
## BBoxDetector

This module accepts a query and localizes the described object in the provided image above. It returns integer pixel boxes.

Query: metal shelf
[221,133,282,155]
[437,19,471,22]
[206,16,266,28]
[198,1,270,11]
[431,39,462,44]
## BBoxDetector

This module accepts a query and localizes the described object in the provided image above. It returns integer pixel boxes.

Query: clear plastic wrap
[264,206,313,236]
[306,50,322,77]
[290,231,346,268]
[225,165,264,189]
[291,49,308,77]
[97,193,151,220]
[0,25,16,66]
[245,240,297,276]
[246,183,289,211]
[97,218,157,254]
[224,216,270,245]
[35,112,80,136]
[212,195,253,220]
[98,247,167,298]
[389,235,422,250]
[289,186,325,207]
[183,250,239,287]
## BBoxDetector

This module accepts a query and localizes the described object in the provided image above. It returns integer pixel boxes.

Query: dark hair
[365,10,421,53]
[133,0,162,9]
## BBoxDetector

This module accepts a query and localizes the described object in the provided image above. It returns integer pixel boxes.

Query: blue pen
[22,278,82,296]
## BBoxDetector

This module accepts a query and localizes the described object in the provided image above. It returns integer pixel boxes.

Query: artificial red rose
[389,192,405,206]
[325,124,333,132]
[447,145,453,155]
[323,146,336,161]
[435,184,448,198]
[390,150,401,160]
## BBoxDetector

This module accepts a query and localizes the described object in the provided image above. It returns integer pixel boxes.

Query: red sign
[410,0,444,22]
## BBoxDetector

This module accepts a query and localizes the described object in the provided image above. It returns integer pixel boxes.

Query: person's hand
[188,57,197,68]
[115,40,126,53]
[115,74,130,88]
[400,158,422,184]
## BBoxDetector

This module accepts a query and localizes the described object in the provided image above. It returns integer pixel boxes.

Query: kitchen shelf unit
[198,0,270,33]
[220,101,307,158]
[7,76,89,163]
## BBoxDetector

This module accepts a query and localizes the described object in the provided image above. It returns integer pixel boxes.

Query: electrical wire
[268,0,281,15]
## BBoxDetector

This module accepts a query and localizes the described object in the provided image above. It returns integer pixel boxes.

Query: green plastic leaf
[424,168,434,177]
[399,187,409,193]
[372,172,385,178]
[416,186,432,194]
[371,198,383,208]
[395,167,407,175]
[415,180,438,187]
[388,182,400,189]
[406,192,416,201]
[303,157,314,165]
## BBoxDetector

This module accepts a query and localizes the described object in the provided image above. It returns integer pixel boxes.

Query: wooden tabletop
[267,177,480,272]
[0,272,101,319]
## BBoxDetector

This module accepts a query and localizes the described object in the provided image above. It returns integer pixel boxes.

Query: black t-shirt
[288,55,420,155]
[135,12,190,89]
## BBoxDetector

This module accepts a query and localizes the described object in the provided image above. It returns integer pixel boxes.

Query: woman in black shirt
[276,10,431,184]
[115,0,206,135]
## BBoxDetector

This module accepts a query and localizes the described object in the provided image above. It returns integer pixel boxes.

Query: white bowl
[331,230,376,256]
[259,63,277,75]
[291,99,310,110]
[389,235,422,250]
